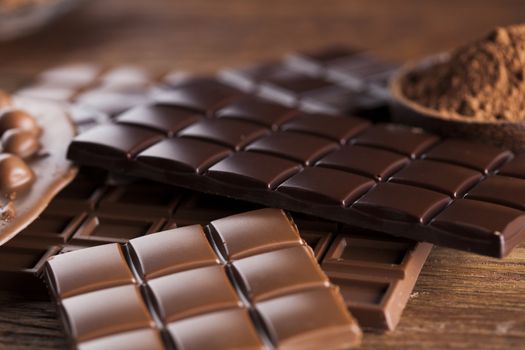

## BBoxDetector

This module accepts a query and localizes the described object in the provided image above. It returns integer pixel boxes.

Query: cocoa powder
[402,25,525,122]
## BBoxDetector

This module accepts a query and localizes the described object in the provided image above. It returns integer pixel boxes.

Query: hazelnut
[0,153,35,195]
[0,109,41,136]
[2,129,41,158]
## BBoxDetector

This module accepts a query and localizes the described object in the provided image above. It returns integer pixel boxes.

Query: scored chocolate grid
[46,209,360,349]
[15,44,393,130]
[67,76,525,257]
[16,64,155,124]
[219,46,394,118]
[1,170,431,330]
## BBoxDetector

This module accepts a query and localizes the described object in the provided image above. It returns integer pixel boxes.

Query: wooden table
[1,1,524,349]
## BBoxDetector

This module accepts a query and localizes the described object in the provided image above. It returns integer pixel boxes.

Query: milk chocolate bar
[0,96,77,245]
[45,209,362,350]
[66,78,525,257]
[2,170,431,330]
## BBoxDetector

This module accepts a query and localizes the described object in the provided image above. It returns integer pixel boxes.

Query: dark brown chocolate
[66,81,525,257]
[45,209,362,349]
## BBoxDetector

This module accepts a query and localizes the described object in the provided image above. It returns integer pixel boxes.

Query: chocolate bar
[0,244,60,295]
[0,96,76,245]
[45,209,362,350]
[16,64,153,118]
[219,45,396,120]
[66,77,525,258]
[15,45,395,130]
[2,169,431,330]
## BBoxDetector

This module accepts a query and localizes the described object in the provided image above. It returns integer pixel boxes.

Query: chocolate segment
[45,209,362,349]
[168,308,264,350]
[256,287,361,349]
[352,124,439,158]
[61,284,154,341]
[47,243,135,298]
[116,103,202,136]
[277,167,375,206]
[317,145,409,181]
[430,199,525,239]
[466,175,525,210]
[245,131,339,165]
[148,265,241,322]
[157,78,240,114]
[207,152,301,190]
[424,139,512,173]
[354,182,451,224]
[66,81,525,257]
[77,328,164,350]
[216,95,298,129]
[390,160,482,197]
[280,113,370,144]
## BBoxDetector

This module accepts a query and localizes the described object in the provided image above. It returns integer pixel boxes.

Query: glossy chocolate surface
[66,76,523,257]
[6,48,430,333]
[45,209,362,349]
[2,168,431,330]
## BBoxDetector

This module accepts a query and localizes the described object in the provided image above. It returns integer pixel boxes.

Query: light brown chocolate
[45,209,362,349]
[0,96,77,245]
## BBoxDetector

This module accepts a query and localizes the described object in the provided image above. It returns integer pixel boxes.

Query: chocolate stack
[1,45,524,349]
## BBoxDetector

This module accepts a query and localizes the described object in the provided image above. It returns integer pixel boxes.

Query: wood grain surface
[1,1,525,349]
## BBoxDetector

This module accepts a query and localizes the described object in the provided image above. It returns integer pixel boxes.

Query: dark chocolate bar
[45,209,362,350]
[66,78,525,257]
[2,169,431,331]
[16,45,394,128]
[219,46,395,120]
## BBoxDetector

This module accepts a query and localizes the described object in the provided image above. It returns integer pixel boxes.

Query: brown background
[1,0,525,349]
